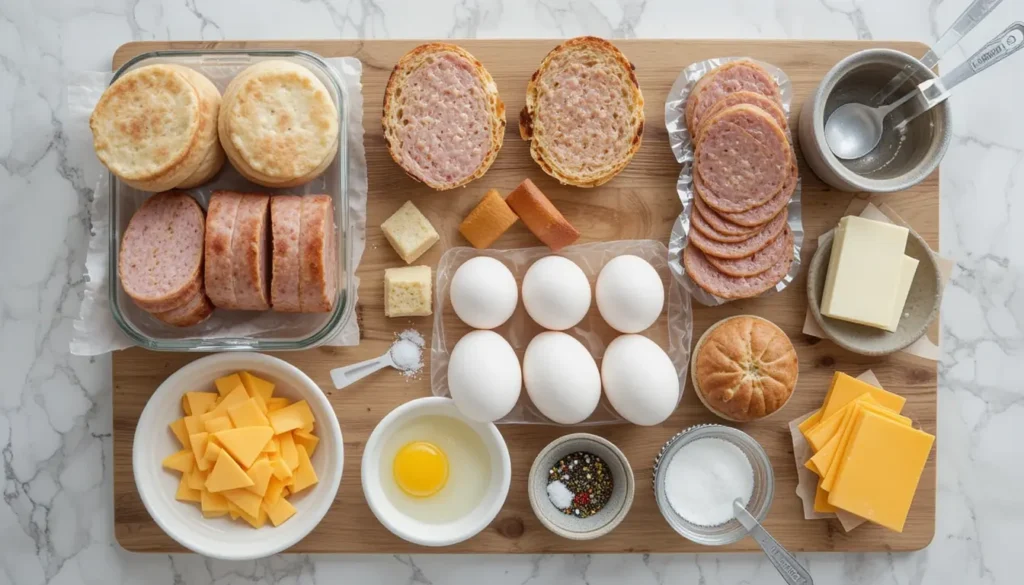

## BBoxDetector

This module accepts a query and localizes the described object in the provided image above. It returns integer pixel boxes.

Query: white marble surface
[2,0,1023,583]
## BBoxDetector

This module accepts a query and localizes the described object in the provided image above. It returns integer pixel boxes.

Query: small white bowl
[361,397,511,547]
[133,353,343,560]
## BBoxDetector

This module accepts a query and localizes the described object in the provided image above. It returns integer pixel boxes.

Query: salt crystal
[546,480,574,509]
[390,329,425,377]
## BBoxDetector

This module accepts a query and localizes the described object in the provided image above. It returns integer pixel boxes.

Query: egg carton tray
[429,240,693,425]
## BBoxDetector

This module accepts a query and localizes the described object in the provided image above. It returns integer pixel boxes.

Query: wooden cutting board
[111,39,938,553]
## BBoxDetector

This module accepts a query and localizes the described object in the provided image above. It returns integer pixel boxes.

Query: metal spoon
[329,348,399,390]
[733,499,812,585]
[825,21,1024,160]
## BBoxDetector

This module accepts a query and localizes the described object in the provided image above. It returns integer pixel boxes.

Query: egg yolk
[393,441,449,498]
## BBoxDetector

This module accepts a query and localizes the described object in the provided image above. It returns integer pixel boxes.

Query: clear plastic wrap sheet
[69,57,368,355]
[430,241,693,425]
[663,57,805,307]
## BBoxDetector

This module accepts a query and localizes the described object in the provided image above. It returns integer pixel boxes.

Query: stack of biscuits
[681,60,798,300]
[219,60,340,188]
[90,64,225,192]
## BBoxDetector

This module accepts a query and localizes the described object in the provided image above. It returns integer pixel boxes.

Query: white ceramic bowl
[133,353,343,560]
[361,397,511,547]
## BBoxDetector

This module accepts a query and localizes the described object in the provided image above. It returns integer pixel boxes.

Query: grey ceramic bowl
[528,433,634,540]
[798,48,951,192]
[807,229,941,356]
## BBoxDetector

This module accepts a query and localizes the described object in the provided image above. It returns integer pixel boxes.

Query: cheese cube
[290,445,318,494]
[215,373,246,397]
[200,489,230,514]
[269,456,292,480]
[207,387,249,418]
[222,487,263,518]
[459,189,519,249]
[244,459,273,497]
[204,441,223,463]
[185,392,219,416]
[187,468,208,491]
[381,201,440,264]
[267,397,290,412]
[169,418,190,449]
[884,255,919,332]
[818,372,906,421]
[206,449,255,492]
[827,411,935,532]
[228,398,270,428]
[384,266,432,317]
[263,477,287,507]
[269,401,314,435]
[214,427,274,468]
[162,449,195,473]
[264,496,297,526]
[239,371,275,402]
[204,415,233,434]
[189,432,211,471]
[175,474,202,503]
[820,216,910,329]
[293,429,320,457]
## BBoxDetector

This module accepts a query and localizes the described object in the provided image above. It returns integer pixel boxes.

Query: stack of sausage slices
[119,191,336,327]
[681,60,797,300]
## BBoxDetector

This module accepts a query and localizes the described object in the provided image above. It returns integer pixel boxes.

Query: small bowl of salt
[652,424,774,546]
[528,433,635,540]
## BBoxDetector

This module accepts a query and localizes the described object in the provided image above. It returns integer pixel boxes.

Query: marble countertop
[3,0,1023,583]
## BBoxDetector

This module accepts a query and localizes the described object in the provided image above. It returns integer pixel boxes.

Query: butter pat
[820,216,909,329]
[381,201,440,264]
[384,265,432,317]
[884,255,919,332]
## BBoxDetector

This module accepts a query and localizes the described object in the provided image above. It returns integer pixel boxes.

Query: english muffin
[91,65,202,192]
[383,43,505,191]
[520,36,644,188]
[691,315,798,421]
[219,60,339,188]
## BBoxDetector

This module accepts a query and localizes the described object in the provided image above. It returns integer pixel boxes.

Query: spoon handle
[746,522,814,585]
[938,21,1024,92]
[330,354,392,389]
[870,0,1003,105]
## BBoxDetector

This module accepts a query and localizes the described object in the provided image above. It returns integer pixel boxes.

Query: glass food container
[108,50,353,351]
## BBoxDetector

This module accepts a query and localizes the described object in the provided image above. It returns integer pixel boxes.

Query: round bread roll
[383,43,505,191]
[520,36,644,188]
[219,60,339,188]
[173,66,226,189]
[691,315,798,421]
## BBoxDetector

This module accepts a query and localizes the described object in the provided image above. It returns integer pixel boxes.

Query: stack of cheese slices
[681,60,797,300]
[799,372,935,533]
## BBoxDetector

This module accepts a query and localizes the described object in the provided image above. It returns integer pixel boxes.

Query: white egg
[521,256,592,330]
[449,257,518,329]
[523,332,601,424]
[601,334,680,426]
[596,255,665,333]
[447,330,521,423]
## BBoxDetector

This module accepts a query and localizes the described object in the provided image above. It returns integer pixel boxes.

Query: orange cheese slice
[214,427,274,468]
[214,373,245,397]
[189,432,211,472]
[185,392,219,416]
[175,474,202,503]
[228,398,270,428]
[169,418,190,449]
[162,449,195,473]
[200,488,230,514]
[821,403,913,491]
[290,445,319,494]
[269,400,315,435]
[206,449,255,492]
[239,371,275,402]
[204,415,233,434]
[264,496,297,526]
[222,487,263,518]
[818,372,906,421]
[245,459,274,497]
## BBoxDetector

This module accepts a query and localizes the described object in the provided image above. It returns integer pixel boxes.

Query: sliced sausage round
[688,208,788,260]
[204,191,241,309]
[684,244,791,299]
[705,226,794,278]
[230,194,271,310]
[298,195,337,313]
[152,285,214,327]
[119,192,204,313]
[717,162,798,227]
[685,60,781,135]
[270,195,302,312]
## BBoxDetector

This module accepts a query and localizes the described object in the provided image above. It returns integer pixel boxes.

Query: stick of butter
[884,255,919,332]
[821,216,909,330]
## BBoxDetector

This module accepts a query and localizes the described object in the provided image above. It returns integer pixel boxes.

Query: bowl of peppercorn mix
[527,433,635,540]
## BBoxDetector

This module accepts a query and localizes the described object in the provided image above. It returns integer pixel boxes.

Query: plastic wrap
[430,241,692,425]
[663,57,805,307]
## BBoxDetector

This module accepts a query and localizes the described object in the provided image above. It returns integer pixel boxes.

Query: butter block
[884,255,919,332]
[381,201,440,264]
[827,411,935,532]
[384,265,433,317]
[820,216,909,329]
